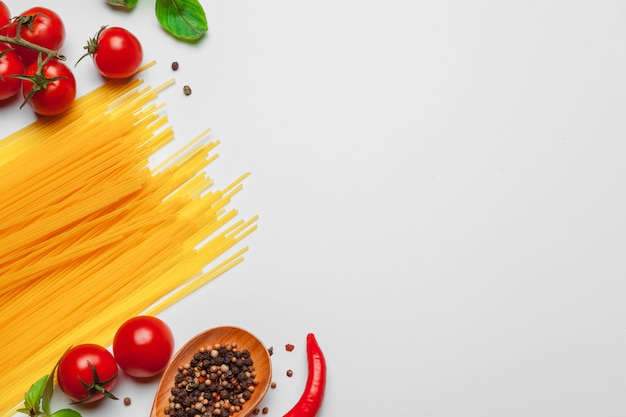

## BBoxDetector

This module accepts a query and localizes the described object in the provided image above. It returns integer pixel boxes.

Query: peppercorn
[123,397,131,405]
[262,407,269,414]
[271,382,276,389]
[286,369,293,377]
[167,343,258,417]
[172,61,179,71]
[183,85,192,96]
[285,344,295,352]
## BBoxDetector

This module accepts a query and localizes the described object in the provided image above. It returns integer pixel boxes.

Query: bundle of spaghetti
[0,78,257,416]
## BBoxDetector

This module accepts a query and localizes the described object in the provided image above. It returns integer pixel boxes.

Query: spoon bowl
[150,326,272,417]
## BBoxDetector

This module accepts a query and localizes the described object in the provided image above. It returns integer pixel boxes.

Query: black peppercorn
[167,343,258,417]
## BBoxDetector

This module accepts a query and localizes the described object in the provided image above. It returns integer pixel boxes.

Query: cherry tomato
[0,2,10,33]
[0,43,24,100]
[81,26,143,79]
[113,316,174,378]
[4,7,65,64]
[57,344,119,404]
[22,59,76,116]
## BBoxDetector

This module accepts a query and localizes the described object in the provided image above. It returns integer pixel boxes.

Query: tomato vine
[0,30,65,63]
[0,6,75,114]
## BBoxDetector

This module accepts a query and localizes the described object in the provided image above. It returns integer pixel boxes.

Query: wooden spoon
[150,326,272,417]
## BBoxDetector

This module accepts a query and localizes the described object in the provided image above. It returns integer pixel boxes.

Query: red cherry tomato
[113,316,174,378]
[22,59,76,116]
[0,43,24,100]
[82,26,142,79]
[4,7,65,64]
[57,344,119,404]
[0,2,10,33]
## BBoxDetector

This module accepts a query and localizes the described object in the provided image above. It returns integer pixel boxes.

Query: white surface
[4,0,626,416]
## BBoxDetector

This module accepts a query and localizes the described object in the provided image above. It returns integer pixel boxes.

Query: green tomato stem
[0,17,66,61]
[0,34,65,61]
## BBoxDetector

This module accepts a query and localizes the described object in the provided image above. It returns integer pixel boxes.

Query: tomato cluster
[0,4,74,115]
[0,1,143,116]
[56,316,175,404]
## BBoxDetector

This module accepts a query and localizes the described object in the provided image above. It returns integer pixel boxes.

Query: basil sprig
[16,350,81,417]
[107,0,208,41]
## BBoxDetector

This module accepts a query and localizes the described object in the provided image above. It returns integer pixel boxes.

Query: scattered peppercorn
[123,397,131,406]
[270,382,276,389]
[262,407,269,414]
[267,346,273,356]
[285,344,294,352]
[286,369,293,377]
[171,61,179,71]
[166,342,258,417]
[183,85,192,96]
[252,408,260,415]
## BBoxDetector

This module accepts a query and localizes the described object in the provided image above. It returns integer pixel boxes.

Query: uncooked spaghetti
[0,77,257,416]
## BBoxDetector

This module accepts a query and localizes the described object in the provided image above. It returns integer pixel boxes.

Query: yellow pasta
[0,75,257,416]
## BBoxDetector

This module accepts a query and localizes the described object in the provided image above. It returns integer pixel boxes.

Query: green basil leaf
[42,372,54,415]
[155,0,208,40]
[43,349,67,415]
[50,409,82,417]
[107,0,139,8]
[24,375,48,411]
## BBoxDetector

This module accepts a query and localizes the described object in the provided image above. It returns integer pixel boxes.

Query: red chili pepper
[283,333,327,417]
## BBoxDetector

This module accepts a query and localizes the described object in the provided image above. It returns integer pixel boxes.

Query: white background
[4,0,626,416]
